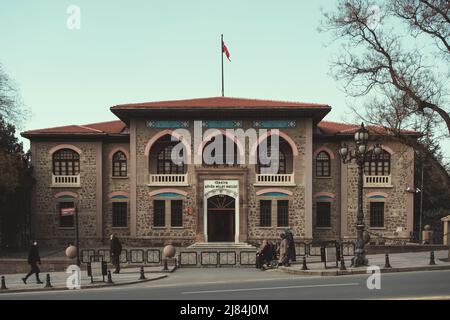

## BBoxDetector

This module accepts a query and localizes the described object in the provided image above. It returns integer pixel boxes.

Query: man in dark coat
[285,229,296,262]
[22,241,43,284]
[110,234,122,274]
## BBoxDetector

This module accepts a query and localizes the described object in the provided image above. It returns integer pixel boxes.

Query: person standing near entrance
[278,234,290,267]
[22,241,43,284]
[110,234,122,274]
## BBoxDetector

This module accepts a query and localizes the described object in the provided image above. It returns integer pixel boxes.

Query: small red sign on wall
[61,207,76,216]
[186,206,193,215]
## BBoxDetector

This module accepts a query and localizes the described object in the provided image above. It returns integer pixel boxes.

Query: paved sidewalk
[279,250,450,276]
[0,266,170,294]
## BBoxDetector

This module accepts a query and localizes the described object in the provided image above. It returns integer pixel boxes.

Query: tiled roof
[317,121,357,135]
[21,120,127,136]
[317,121,418,135]
[111,96,330,109]
[82,120,127,134]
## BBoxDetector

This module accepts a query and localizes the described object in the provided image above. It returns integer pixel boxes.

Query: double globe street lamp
[338,123,382,267]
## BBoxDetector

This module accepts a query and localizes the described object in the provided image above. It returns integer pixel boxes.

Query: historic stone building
[22,97,416,247]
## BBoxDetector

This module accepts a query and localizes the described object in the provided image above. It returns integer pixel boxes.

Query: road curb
[279,264,450,276]
[0,274,168,295]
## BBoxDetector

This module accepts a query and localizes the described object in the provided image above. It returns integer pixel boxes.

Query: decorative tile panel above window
[146,120,189,129]
[202,120,243,128]
[253,120,296,128]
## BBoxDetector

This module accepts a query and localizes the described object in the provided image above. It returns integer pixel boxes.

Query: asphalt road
[1,268,449,300]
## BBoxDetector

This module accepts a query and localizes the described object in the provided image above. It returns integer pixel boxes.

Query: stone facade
[30,141,101,246]
[24,100,415,247]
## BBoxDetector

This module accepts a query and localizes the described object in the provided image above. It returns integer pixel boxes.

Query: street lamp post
[338,123,382,267]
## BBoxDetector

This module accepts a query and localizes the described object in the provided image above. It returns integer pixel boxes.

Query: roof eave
[111,106,331,123]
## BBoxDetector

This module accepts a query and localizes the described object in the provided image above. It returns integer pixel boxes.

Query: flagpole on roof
[221,34,224,97]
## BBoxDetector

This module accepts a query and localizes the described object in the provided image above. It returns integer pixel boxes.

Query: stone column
[304,119,313,239]
[130,119,137,237]
[95,141,103,241]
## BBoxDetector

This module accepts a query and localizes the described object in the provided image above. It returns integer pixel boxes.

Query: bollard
[107,270,114,284]
[1,276,7,290]
[301,256,308,271]
[163,258,169,271]
[384,254,392,268]
[429,251,436,265]
[339,255,347,271]
[44,274,52,288]
[139,266,146,280]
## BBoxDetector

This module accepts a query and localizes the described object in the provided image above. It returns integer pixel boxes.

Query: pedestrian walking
[110,234,122,274]
[22,241,43,284]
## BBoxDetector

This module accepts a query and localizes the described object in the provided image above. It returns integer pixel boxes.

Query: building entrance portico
[203,180,239,243]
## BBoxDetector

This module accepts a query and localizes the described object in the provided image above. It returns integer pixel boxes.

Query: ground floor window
[171,200,183,227]
[316,202,331,227]
[259,200,272,227]
[59,202,75,228]
[370,202,385,227]
[153,200,165,227]
[277,200,289,227]
[112,202,127,227]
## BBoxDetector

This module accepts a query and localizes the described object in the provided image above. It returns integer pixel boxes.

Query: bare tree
[321,0,449,134]
[0,64,27,127]
[392,0,449,55]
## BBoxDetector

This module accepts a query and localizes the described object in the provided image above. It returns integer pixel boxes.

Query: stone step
[187,242,257,250]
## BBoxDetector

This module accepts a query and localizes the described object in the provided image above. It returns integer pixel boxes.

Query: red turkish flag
[222,40,231,61]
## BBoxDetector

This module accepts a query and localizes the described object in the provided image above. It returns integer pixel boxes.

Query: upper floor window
[256,136,291,174]
[149,135,186,174]
[112,151,127,177]
[53,149,80,176]
[365,150,391,176]
[316,151,331,177]
[157,145,185,174]
[202,135,238,166]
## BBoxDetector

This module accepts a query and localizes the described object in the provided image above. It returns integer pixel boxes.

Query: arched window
[149,134,186,175]
[157,144,185,174]
[112,151,127,177]
[365,150,391,176]
[53,149,80,175]
[316,151,331,177]
[256,136,291,174]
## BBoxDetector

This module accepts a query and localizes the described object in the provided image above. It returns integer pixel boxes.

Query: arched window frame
[52,149,80,176]
[316,151,331,177]
[112,151,127,177]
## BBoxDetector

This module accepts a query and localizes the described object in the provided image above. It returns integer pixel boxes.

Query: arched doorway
[207,195,235,242]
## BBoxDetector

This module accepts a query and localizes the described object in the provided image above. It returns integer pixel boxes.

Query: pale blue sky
[1,0,449,158]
